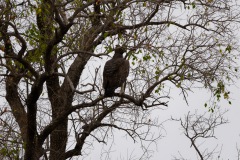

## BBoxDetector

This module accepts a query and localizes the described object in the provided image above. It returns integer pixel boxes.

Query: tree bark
[49,52,91,159]
[6,77,27,142]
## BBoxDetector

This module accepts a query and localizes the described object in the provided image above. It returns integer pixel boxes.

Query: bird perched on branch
[103,45,129,97]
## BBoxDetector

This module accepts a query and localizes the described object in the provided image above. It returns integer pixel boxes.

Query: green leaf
[143,54,151,61]
[144,27,148,32]
[134,32,137,40]
[143,2,147,7]
[209,108,214,113]
[204,103,207,107]
[223,92,229,99]
[225,44,232,53]
[191,2,196,9]
[155,70,160,75]
[176,82,181,88]
[103,32,108,38]
[36,7,42,14]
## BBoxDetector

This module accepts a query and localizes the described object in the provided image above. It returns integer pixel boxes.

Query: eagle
[103,46,130,97]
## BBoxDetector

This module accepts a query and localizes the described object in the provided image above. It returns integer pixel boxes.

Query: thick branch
[0,20,27,57]
[121,21,190,31]
[38,96,105,145]
[5,76,27,142]
[65,101,122,158]
[26,73,48,107]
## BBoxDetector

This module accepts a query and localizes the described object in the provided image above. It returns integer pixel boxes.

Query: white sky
[155,83,240,159]
[1,1,239,159]
[82,2,240,159]
[82,80,240,160]
[78,3,240,158]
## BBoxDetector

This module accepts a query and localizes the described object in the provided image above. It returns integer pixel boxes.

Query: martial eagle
[103,46,129,97]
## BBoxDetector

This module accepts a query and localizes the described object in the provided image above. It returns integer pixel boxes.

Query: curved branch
[38,96,105,146]
[122,21,190,30]
[0,20,27,57]
[65,101,122,158]
[68,1,94,23]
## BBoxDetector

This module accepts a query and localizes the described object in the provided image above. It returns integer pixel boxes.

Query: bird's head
[115,45,127,54]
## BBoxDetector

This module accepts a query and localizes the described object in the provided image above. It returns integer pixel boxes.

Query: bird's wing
[103,59,123,88]
[119,59,130,84]
[103,59,123,76]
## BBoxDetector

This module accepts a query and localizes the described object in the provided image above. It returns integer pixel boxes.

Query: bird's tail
[104,88,115,97]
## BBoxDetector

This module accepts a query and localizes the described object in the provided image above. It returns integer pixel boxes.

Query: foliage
[0,0,239,159]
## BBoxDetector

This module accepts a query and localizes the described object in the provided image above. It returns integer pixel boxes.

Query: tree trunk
[49,118,68,159]
[48,52,91,159]
[25,104,37,160]
[48,86,68,160]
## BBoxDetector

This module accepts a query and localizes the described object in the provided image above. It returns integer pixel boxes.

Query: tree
[172,109,228,160]
[0,0,239,159]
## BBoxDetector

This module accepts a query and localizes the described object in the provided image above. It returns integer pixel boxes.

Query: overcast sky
[82,79,240,160]
[81,19,240,160]
[83,3,240,159]
[1,0,238,159]
[156,83,240,159]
